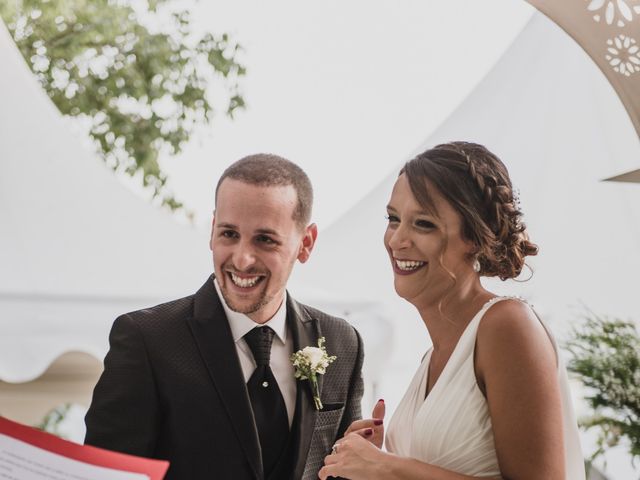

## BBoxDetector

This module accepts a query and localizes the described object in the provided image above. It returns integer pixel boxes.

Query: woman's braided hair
[401,141,538,280]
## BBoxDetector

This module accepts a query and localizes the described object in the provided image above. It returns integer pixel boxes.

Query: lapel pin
[291,337,337,410]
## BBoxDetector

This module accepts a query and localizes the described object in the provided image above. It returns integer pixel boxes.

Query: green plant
[0,0,245,211]
[566,312,640,464]
[36,402,72,438]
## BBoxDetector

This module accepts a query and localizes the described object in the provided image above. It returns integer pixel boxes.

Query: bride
[319,142,584,480]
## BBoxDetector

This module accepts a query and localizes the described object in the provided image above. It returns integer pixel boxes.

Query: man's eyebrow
[216,223,280,236]
[255,228,279,236]
[216,222,237,229]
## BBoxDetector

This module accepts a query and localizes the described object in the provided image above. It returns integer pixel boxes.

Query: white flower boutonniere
[290,337,337,410]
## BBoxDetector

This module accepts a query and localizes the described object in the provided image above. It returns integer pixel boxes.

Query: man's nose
[232,242,257,271]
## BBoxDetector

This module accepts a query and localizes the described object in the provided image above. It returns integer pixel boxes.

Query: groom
[84,154,364,480]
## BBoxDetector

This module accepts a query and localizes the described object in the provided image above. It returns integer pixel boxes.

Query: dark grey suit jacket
[85,276,364,480]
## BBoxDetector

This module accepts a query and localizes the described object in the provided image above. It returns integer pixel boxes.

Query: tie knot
[244,326,276,366]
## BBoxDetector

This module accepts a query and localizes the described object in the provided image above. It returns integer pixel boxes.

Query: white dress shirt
[214,279,296,426]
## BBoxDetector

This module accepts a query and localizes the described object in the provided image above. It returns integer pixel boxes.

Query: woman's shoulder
[476,296,556,367]
[478,296,540,335]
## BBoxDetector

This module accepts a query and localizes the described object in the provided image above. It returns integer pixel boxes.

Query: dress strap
[481,295,529,312]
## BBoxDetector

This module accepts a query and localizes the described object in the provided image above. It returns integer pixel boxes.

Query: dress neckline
[423,295,518,399]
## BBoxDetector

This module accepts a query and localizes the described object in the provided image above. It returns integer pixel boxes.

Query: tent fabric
[0,21,211,383]
[528,0,640,139]
[604,166,640,182]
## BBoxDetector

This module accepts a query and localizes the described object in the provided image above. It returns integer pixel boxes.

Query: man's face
[210,178,316,323]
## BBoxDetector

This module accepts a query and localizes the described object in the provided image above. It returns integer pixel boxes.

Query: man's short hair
[215,153,313,227]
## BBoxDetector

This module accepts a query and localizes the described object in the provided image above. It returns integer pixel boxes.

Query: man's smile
[227,271,266,289]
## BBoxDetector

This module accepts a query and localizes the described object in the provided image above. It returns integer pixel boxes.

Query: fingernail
[374,419,383,426]
[378,398,385,403]
[364,428,373,436]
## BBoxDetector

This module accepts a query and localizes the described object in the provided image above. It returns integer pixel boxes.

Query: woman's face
[384,173,475,307]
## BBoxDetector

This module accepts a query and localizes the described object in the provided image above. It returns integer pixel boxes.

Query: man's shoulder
[295,301,360,345]
[119,293,196,327]
[296,301,345,326]
[121,275,216,326]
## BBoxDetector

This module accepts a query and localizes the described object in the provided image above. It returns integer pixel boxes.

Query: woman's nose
[386,224,412,251]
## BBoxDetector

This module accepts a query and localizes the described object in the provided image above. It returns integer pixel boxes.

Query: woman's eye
[386,214,399,223]
[416,219,436,229]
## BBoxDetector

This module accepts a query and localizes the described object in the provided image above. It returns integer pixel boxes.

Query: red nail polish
[378,398,385,403]
[365,428,373,436]
[374,419,383,426]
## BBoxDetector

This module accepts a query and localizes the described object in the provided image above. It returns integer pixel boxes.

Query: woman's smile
[392,258,428,275]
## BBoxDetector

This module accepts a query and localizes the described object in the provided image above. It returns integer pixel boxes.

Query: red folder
[0,416,169,479]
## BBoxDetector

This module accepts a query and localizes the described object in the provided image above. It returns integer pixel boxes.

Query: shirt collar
[214,278,288,344]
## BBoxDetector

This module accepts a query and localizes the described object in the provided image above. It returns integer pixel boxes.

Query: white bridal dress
[386,297,585,479]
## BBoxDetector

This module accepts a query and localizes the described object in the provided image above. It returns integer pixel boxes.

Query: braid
[430,141,538,280]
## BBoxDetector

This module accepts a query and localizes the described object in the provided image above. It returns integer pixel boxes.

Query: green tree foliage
[566,313,640,464]
[0,0,245,210]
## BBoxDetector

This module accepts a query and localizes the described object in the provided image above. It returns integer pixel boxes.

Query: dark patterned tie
[244,326,289,477]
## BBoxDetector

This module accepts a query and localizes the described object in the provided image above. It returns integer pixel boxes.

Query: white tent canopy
[0,22,212,383]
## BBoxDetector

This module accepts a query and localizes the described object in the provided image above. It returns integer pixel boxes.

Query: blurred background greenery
[0,0,245,212]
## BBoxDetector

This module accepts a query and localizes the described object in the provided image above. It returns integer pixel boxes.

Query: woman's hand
[319,432,390,480]
[343,398,385,448]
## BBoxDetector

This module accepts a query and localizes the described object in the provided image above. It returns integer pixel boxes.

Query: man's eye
[256,235,276,245]
[221,230,238,239]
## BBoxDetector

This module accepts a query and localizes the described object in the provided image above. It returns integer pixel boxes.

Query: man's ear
[209,213,216,251]
[297,223,318,263]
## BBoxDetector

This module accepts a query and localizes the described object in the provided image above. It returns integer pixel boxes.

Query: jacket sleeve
[336,326,364,439]
[84,313,160,456]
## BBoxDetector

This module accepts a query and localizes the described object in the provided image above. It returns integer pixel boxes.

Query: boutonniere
[290,337,337,410]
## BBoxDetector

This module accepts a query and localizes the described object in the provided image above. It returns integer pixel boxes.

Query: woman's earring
[473,257,481,273]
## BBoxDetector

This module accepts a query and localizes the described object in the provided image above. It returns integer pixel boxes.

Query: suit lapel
[287,296,321,480]
[186,276,262,480]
